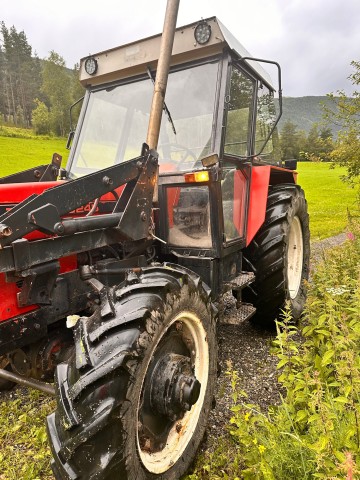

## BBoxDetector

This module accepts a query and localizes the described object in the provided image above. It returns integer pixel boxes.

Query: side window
[222,167,247,242]
[224,67,254,157]
[255,85,278,156]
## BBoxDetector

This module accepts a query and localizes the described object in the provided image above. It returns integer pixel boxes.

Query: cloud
[1,0,359,96]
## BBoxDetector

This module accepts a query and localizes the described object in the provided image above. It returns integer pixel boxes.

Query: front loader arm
[0,145,158,250]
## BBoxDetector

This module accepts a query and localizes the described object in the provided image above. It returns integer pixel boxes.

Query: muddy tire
[242,184,310,328]
[47,264,217,480]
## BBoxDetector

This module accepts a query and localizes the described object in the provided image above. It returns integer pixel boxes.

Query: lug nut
[0,224,12,238]
[54,222,65,234]
[102,176,113,185]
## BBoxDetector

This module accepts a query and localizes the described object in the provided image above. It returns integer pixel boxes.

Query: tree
[279,120,306,160]
[0,22,84,135]
[0,22,41,127]
[31,98,51,134]
[301,124,334,162]
[41,50,72,136]
[324,61,360,187]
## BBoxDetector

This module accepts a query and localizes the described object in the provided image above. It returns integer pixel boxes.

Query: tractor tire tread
[47,264,216,480]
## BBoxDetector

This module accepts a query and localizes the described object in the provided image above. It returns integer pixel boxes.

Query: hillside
[279,96,340,135]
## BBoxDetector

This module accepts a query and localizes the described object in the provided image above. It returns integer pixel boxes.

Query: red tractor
[0,3,310,479]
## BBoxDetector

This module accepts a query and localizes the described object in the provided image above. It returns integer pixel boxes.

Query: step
[220,302,256,325]
[228,271,255,290]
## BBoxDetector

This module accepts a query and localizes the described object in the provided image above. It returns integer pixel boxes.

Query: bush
[31,99,51,135]
[187,220,360,479]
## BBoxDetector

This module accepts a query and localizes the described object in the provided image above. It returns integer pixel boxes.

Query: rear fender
[246,165,296,245]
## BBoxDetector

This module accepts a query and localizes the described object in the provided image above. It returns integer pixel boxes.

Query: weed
[0,388,55,479]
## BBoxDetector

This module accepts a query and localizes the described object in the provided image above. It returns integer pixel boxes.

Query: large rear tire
[242,184,310,328]
[47,265,217,480]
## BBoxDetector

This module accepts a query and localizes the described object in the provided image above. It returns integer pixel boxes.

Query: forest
[0,20,358,170]
[0,22,84,137]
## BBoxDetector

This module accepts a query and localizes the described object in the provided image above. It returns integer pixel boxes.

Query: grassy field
[0,135,69,177]
[0,133,358,239]
[296,162,358,240]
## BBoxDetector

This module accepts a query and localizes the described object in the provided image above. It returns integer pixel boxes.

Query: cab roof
[79,17,274,89]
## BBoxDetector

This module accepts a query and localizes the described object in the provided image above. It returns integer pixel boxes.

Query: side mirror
[66,95,85,150]
[284,159,297,170]
[201,153,219,168]
[66,131,75,150]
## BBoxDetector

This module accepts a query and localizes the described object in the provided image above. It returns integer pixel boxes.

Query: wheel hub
[150,353,201,421]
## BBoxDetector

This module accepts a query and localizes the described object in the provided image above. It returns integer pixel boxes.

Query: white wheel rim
[137,311,209,474]
[287,216,303,299]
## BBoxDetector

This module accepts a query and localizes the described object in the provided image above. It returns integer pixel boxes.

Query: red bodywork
[0,256,78,321]
[246,166,271,246]
[246,165,297,246]
[0,181,124,323]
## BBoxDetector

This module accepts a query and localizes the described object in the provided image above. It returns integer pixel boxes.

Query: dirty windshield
[69,61,219,176]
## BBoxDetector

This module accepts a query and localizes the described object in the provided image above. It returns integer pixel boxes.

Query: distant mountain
[278,96,340,136]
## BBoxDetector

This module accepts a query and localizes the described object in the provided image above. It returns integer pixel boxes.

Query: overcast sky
[2,0,359,97]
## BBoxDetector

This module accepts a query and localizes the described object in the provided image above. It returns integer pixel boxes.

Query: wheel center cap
[150,353,201,420]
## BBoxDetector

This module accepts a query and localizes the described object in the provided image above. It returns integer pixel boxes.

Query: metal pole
[0,368,55,396]
[146,0,180,150]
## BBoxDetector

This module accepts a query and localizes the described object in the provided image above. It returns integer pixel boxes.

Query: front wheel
[47,265,217,480]
[242,184,310,328]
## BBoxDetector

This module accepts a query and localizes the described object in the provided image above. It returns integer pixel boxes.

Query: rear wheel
[242,184,310,327]
[47,265,217,480]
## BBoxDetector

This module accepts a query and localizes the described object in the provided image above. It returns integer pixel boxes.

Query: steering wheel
[159,143,197,171]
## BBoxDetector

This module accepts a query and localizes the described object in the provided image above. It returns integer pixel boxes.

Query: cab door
[221,65,255,245]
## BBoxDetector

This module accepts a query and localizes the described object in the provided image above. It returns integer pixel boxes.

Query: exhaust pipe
[146,0,180,150]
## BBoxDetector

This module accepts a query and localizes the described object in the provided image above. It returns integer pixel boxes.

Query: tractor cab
[66,17,286,297]
[69,17,280,174]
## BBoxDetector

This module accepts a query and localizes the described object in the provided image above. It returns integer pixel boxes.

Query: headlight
[84,57,98,75]
[194,21,212,45]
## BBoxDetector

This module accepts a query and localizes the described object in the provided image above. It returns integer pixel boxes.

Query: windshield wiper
[147,67,176,136]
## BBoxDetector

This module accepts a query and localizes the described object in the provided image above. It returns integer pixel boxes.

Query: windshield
[69,61,219,176]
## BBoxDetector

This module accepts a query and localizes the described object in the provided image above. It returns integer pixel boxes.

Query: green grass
[0,133,358,241]
[296,162,359,240]
[0,388,55,480]
[0,133,358,238]
[0,135,69,177]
